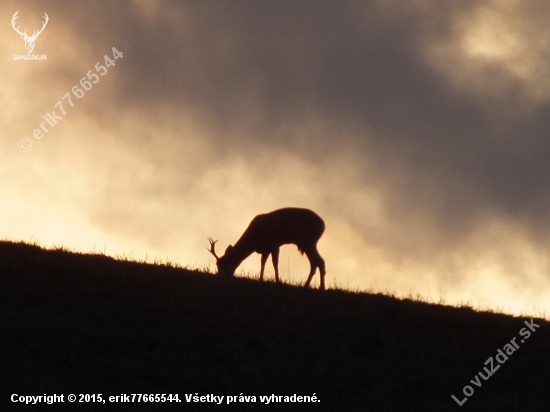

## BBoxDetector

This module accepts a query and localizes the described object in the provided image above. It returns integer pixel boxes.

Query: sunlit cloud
[2,0,550,317]
[425,0,550,106]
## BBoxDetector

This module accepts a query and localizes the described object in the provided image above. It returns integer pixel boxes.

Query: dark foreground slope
[1,241,548,411]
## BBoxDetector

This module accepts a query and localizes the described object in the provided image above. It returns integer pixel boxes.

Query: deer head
[12,11,49,54]
[207,237,239,278]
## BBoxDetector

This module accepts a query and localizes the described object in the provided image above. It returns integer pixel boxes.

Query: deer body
[208,208,326,289]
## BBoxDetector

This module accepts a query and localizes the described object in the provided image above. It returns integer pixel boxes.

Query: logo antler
[12,10,49,54]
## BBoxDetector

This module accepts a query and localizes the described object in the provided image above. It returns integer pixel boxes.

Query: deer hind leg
[304,247,326,290]
[260,253,269,281]
[271,248,280,283]
[318,253,326,290]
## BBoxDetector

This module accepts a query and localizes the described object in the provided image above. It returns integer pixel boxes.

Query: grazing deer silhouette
[208,207,327,289]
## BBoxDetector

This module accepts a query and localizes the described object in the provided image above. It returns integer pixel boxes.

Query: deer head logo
[11,11,49,54]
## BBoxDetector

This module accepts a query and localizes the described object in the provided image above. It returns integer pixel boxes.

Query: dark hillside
[1,241,548,411]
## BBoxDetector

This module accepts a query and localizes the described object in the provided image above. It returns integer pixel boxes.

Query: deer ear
[225,245,233,254]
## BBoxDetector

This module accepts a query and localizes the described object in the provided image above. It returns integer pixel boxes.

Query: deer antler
[11,11,48,40]
[11,11,26,37]
[207,237,220,261]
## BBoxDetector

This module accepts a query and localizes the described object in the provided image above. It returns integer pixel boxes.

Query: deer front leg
[271,248,280,283]
[260,253,268,281]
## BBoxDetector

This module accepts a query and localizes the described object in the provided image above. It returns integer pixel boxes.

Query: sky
[2,0,550,316]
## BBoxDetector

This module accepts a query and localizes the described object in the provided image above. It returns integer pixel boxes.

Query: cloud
[3,0,550,314]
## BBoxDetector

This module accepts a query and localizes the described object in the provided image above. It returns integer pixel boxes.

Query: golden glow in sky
[2,0,550,317]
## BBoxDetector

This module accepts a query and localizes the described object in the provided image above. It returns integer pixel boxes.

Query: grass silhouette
[1,240,549,411]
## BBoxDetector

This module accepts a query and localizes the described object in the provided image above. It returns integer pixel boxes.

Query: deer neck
[231,237,255,264]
